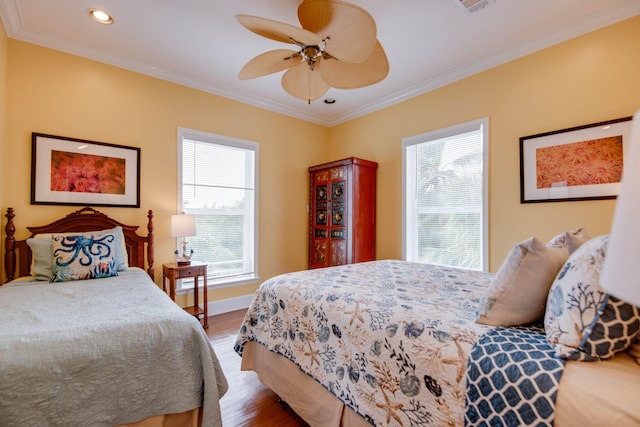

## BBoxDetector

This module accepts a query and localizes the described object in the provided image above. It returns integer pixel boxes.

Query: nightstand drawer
[175,266,203,279]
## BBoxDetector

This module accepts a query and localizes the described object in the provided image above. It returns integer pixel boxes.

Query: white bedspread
[0,268,228,427]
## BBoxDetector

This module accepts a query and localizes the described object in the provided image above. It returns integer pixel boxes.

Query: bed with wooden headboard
[4,206,154,283]
[1,207,228,427]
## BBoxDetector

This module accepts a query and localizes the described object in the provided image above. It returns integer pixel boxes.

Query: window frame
[176,127,259,290]
[402,117,489,272]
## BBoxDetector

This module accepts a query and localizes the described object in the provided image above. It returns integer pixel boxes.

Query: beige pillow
[547,227,590,254]
[477,237,569,326]
[26,237,54,281]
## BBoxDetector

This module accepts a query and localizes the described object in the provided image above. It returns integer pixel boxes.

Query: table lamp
[600,110,640,307]
[171,213,196,265]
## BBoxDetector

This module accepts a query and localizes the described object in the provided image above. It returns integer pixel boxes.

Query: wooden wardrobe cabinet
[308,157,377,269]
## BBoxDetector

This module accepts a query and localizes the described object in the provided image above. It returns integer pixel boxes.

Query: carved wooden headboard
[4,207,154,283]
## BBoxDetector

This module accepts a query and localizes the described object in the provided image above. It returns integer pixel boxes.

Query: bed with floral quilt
[235,239,640,427]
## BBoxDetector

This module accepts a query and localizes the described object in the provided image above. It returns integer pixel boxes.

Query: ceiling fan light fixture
[236,0,388,104]
[87,9,114,25]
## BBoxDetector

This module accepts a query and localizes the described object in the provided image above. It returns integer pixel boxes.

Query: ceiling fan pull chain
[307,68,311,104]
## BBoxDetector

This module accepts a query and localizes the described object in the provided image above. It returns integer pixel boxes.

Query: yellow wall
[2,16,639,303]
[2,40,328,304]
[0,19,8,282]
[329,15,640,271]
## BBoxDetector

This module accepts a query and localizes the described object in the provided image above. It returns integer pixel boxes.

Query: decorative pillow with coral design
[544,235,640,360]
[51,232,118,282]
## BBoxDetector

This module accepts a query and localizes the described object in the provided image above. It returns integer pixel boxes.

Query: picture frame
[519,116,633,203]
[31,133,140,207]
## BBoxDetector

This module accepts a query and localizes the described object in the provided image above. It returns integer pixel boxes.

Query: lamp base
[175,247,194,266]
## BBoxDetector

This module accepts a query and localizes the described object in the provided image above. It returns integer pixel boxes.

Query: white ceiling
[1,0,639,127]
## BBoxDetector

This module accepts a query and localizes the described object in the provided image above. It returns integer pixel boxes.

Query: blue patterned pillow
[37,226,128,271]
[544,235,640,360]
[51,232,118,282]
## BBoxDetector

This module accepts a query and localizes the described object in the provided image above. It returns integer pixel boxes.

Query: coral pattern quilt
[235,260,495,426]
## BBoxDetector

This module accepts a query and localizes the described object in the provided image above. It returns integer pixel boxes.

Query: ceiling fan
[236,0,389,104]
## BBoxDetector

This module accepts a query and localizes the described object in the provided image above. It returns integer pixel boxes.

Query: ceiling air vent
[457,0,495,13]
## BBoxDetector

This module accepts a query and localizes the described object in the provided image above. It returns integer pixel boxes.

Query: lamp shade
[170,214,196,237]
[600,110,640,307]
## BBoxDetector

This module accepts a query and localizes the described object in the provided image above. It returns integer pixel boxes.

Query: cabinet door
[328,177,347,266]
[309,165,349,268]
[310,171,330,268]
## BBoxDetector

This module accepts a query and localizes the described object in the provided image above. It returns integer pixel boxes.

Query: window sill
[176,274,260,294]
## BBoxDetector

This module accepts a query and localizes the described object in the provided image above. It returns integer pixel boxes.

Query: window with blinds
[403,118,488,271]
[178,128,258,288]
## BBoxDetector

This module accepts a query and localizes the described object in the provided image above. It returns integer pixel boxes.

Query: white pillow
[476,237,569,326]
[547,227,590,254]
[26,237,54,281]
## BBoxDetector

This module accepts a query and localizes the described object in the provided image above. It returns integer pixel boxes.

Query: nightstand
[163,261,208,328]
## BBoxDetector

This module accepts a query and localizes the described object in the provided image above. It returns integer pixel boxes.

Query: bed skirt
[241,341,371,427]
[242,341,640,427]
[118,408,201,427]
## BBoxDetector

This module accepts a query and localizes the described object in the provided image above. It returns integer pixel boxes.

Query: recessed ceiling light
[324,98,336,104]
[87,9,113,25]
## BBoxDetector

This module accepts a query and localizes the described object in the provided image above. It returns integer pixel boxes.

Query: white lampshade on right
[600,110,640,307]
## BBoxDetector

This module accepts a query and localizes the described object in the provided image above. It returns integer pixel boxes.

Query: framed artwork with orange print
[31,133,140,207]
[520,116,632,203]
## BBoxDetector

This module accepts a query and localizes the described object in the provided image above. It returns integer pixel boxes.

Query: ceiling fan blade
[320,40,389,89]
[238,49,301,80]
[236,14,321,47]
[298,0,377,63]
[282,61,330,103]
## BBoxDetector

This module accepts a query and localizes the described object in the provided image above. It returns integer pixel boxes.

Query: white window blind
[403,118,488,271]
[178,128,258,288]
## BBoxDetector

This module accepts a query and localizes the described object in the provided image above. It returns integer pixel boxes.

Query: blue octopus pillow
[544,235,640,360]
[36,226,128,271]
[51,232,118,282]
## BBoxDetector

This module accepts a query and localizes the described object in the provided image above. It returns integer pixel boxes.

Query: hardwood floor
[206,309,309,427]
